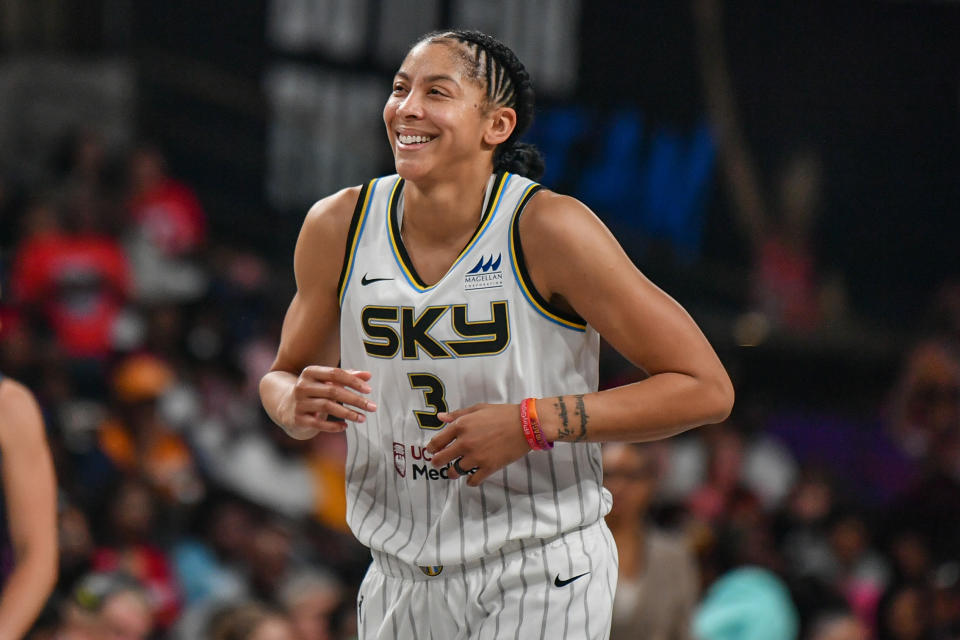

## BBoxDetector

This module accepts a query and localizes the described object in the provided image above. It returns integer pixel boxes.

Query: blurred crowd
[0,130,362,640]
[0,128,958,640]
[601,284,960,640]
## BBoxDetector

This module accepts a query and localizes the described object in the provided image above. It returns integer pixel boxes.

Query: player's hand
[279,366,376,439]
[425,403,531,487]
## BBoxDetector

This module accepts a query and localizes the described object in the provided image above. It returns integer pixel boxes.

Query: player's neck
[401,164,493,246]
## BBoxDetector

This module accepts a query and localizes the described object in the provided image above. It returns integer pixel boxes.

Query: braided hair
[417,30,545,181]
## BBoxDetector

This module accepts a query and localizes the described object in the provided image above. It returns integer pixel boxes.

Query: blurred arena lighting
[733,312,771,347]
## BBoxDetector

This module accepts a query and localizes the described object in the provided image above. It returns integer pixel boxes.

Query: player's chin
[394,156,434,181]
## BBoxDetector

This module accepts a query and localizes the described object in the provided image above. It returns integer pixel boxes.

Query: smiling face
[383,40,515,183]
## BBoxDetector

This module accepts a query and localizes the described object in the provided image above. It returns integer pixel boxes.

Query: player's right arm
[259,187,377,440]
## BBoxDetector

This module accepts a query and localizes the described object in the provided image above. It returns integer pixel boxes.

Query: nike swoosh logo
[361,274,394,286]
[554,572,589,587]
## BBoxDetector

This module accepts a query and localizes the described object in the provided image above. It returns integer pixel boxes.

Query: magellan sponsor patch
[464,253,503,291]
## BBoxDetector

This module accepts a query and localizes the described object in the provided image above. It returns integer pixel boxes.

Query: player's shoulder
[294,181,387,287]
[294,185,362,282]
[301,184,366,240]
[521,188,602,245]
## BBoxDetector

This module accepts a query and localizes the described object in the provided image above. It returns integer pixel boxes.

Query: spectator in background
[304,430,351,533]
[90,476,182,629]
[9,197,130,369]
[55,571,153,640]
[56,501,96,597]
[807,610,869,640]
[125,144,208,304]
[662,420,797,515]
[885,341,960,470]
[190,408,317,521]
[693,566,799,640]
[931,562,960,639]
[883,529,932,592]
[604,443,698,640]
[276,567,343,640]
[244,517,296,604]
[775,469,837,587]
[206,601,298,640]
[171,493,253,609]
[685,425,749,524]
[0,369,58,638]
[190,392,352,527]
[824,510,890,630]
[94,353,202,505]
[875,583,935,640]
[48,128,123,236]
[681,423,794,551]
[885,341,960,564]
[169,494,257,640]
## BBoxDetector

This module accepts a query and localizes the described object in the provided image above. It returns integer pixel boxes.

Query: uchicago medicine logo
[391,442,475,480]
[393,442,406,478]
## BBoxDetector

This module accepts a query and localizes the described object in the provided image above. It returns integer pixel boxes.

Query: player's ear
[483,106,516,146]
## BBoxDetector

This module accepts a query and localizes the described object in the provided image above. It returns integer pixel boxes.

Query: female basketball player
[0,372,58,636]
[261,30,733,639]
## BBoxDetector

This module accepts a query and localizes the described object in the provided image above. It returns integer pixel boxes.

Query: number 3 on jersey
[408,373,448,429]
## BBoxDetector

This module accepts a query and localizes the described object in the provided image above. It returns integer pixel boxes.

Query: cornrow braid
[419,29,545,180]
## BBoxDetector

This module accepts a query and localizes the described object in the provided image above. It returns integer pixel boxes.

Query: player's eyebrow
[394,71,460,85]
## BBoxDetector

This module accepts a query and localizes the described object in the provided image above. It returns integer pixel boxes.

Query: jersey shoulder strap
[337,176,392,305]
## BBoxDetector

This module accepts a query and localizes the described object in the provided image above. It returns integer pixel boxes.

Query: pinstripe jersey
[338,171,611,568]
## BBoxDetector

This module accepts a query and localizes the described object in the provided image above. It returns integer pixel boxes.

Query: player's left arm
[428,191,733,485]
[523,191,734,443]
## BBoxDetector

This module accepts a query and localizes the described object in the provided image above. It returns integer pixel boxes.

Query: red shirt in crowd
[92,544,181,628]
[11,232,130,358]
[128,179,207,256]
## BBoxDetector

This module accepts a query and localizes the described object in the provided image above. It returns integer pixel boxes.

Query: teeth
[398,134,434,144]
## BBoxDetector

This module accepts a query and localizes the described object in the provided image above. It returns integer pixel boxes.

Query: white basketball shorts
[357,519,618,640]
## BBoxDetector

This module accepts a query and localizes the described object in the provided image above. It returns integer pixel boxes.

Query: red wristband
[521,397,554,450]
[520,398,538,450]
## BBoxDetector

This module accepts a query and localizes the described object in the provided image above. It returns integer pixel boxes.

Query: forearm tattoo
[553,395,589,442]
[554,396,573,440]
[573,394,588,442]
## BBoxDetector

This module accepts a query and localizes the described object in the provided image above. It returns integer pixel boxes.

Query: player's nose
[396,91,425,119]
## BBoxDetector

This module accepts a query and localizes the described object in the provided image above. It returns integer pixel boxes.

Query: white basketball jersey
[338,171,611,567]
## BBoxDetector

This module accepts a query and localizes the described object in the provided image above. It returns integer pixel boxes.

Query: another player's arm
[523,191,734,443]
[259,187,376,440]
[0,380,57,640]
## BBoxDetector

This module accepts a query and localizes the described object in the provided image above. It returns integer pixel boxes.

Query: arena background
[0,1,958,638]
